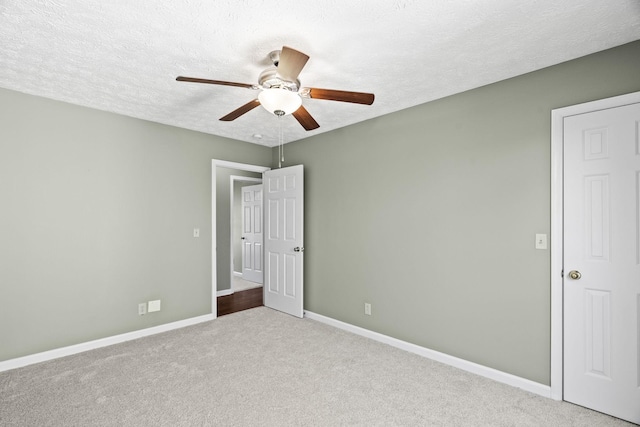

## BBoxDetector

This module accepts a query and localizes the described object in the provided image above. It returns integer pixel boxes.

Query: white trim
[550,106,565,401]
[214,160,268,173]
[233,271,243,277]
[550,90,640,401]
[211,160,270,317]
[0,314,214,373]
[217,289,234,297]
[304,310,551,398]
[230,176,262,183]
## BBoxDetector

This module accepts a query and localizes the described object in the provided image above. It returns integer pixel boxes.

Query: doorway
[211,160,270,317]
[212,160,305,319]
[551,91,640,424]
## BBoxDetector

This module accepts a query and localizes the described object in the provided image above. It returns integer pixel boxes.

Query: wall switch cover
[193,228,200,238]
[148,299,161,312]
[535,233,548,250]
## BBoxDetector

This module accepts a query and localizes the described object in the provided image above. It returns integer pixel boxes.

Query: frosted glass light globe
[258,88,302,115]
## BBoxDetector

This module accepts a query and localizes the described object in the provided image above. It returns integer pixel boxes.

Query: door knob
[241,237,245,240]
[294,247,304,252]
[568,270,582,280]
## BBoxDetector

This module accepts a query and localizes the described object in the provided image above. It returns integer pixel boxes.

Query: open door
[263,165,304,318]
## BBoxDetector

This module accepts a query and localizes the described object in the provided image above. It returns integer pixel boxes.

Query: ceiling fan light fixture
[177,46,374,131]
[258,88,302,116]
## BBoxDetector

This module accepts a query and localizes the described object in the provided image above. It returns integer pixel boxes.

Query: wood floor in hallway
[217,287,263,316]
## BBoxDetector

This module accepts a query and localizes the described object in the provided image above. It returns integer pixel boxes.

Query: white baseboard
[216,289,234,297]
[304,310,551,399]
[233,271,242,277]
[0,313,215,373]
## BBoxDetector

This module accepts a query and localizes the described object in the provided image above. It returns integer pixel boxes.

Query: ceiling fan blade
[302,87,375,105]
[292,105,320,131]
[219,99,261,121]
[275,46,309,82]
[176,76,257,90]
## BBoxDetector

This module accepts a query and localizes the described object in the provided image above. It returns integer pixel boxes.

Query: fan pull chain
[280,119,285,165]
[275,110,285,168]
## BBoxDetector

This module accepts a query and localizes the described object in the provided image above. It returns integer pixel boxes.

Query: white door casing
[562,101,640,424]
[212,160,270,312]
[241,184,263,284]
[263,165,304,318]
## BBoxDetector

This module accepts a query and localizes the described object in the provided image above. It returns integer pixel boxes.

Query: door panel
[263,165,304,318]
[284,253,296,297]
[563,102,640,424]
[584,175,609,260]
[584,289,611,379]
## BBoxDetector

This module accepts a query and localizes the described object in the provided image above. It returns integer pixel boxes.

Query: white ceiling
[1,1,639,147]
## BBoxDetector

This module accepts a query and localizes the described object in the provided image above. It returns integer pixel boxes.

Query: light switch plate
[193,228,200,238]
[535,233,548,250]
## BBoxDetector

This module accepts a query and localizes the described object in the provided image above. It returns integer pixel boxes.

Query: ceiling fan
[176,46,375,131]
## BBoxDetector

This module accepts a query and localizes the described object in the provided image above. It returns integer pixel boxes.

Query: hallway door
[241,184,263,284]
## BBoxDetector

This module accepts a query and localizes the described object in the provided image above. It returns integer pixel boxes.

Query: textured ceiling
[1,1,639,147]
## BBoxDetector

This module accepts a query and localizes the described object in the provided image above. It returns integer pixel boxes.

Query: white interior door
[241,184,263,284]
[563,101,640,424]
[263,165,304,318]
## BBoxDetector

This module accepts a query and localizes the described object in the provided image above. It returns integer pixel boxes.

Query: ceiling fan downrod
[268,50,281,67]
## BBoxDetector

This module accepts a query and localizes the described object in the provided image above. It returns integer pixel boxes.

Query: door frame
[229,176,262,292]
[550,90,640,401]
[212,160,270,318]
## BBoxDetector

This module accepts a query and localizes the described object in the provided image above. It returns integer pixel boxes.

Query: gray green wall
[2,41,639,385]
[0,88,271,361]
[276,40,640,385]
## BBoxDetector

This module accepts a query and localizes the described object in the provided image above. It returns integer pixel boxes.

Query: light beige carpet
[0,307,632,426]
[232,274,262,292]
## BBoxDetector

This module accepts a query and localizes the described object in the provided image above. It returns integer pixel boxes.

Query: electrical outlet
[148,299,161,312]
[364,303,372,316]
[138,303,147,316]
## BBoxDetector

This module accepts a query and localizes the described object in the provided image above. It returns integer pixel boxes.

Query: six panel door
[563,102,640,424]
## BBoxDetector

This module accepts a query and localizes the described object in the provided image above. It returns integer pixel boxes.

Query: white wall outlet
[148,299,161,312]
[193,228,200,238]
[535,233,548,250]
[138,303,147,316]
[364,303,372,316]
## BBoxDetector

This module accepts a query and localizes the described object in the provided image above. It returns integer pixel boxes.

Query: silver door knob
[568,270,581,280]
[294,247,304,252]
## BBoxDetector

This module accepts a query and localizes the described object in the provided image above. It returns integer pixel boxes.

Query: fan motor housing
[259,67,300,92]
